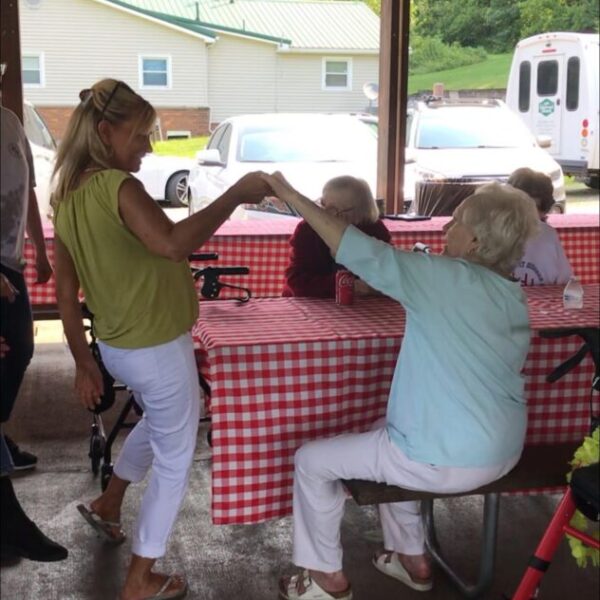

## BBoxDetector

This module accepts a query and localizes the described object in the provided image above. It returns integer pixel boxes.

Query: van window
[518,61,531,112]
[566,57,580,111]
[537,60,558,96]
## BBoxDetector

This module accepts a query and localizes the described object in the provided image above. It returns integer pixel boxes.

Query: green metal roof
[105,0,380,51]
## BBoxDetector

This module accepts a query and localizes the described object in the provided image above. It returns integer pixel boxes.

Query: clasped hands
[229,171,301,212]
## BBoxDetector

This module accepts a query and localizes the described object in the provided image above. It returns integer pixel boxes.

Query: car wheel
[166,171,189,208]
[584,175,599,190]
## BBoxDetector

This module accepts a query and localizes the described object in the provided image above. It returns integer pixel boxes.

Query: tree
[412,0,598,53]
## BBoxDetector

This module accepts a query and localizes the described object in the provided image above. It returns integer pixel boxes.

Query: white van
[506,32,599,189]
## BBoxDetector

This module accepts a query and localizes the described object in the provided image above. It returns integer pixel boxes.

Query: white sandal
[279,570,352,600]
[372,552,433,592]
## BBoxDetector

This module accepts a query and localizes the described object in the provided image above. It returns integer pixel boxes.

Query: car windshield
[416,108,535,149]
[237,118,376,162]
[23,103,56,151]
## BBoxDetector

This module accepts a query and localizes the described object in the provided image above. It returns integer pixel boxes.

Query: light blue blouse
[336,226,531,468]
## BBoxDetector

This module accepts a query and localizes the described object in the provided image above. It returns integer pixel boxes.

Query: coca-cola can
[335,270,354,305]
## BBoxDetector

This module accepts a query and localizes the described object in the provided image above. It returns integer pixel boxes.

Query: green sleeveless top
[54,169,198,348]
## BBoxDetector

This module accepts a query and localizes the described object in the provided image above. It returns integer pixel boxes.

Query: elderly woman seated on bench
[261,173,540,600]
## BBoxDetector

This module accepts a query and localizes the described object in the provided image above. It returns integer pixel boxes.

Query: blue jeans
[0,264,34,423]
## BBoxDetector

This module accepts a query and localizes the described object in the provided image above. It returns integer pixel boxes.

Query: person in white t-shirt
[509,168,573,286]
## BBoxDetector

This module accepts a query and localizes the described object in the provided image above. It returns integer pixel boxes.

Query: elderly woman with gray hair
[282,175,391,298]
[261,174,540,600]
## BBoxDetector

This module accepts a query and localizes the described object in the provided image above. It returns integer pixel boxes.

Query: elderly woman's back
[261,174,541,600]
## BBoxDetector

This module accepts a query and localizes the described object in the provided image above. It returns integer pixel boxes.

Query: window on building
[518,61,531,112]
[566,57,580,111]
[140,57,170,88]
[322,58,352,90]
[22,54,43,86]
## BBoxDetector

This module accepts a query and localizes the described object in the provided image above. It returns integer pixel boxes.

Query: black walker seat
[343,326,600,599]
[84,253,251,490]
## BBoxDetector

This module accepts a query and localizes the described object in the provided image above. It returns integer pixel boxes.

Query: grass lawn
[408,53,512,95]
[152,136,209,158]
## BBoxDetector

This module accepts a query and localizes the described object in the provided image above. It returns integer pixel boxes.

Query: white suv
[187,113,378,219]
[404,98,566,212]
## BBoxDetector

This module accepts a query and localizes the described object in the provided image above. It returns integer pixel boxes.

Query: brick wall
[36,106,211,142]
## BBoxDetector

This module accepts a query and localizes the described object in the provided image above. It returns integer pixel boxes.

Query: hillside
[408,53,513,95]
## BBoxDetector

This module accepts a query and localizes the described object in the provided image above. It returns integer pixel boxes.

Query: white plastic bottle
[563,277,584,309]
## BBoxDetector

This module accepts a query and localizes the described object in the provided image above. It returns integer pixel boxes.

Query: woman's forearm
[268,180,349,255]
[26,188,49,259]
[59,299,94,367]
[168,190,241,260]
[288,193,347,254]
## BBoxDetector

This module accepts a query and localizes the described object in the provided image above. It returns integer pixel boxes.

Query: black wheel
[101,463,113,491]
[89,434,105,476]
[584,174,599,190]
[166,171,189,208]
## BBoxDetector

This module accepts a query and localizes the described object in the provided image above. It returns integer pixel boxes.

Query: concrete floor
[1,339,598,600]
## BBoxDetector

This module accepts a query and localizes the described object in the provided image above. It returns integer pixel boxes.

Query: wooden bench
[343,442,578,599]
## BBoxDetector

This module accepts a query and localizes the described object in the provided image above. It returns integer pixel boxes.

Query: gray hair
[322,176,379,225]
[507,167,555,214]
[457,182,540,273]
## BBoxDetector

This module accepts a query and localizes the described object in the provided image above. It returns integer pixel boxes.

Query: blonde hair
[457,182,540,273]
[51,79,156,204]
[507,167,555,214]
[322,176,379,225]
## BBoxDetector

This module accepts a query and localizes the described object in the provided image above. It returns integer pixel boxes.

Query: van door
[532,54,564,156]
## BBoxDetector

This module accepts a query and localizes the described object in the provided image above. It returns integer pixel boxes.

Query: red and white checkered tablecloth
[23,215,599,312]
[193,285,599,524]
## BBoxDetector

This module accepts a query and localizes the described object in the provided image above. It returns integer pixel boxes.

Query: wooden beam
[0,0,24,122]
[377,0,410,214]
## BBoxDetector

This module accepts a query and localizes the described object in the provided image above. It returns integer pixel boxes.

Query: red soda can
[335,270,354,305]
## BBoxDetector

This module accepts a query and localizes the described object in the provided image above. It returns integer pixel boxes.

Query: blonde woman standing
[52,79,269,600]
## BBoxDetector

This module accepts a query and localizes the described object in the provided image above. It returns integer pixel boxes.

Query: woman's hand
[35,254,53,284]
[227,172,272,205]
[260,171,300,207]
[75,358,104,410]
[0,274,18,302]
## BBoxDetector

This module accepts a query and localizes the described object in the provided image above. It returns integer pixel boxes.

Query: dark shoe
[0,477,68,562]
[1,523,68,562]
[4,436,37,471]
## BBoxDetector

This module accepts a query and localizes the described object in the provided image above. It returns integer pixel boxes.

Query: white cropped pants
[98,332,200,558]
[292,423,519,573]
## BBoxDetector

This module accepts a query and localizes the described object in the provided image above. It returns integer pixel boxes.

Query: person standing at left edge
[0,60,67,563]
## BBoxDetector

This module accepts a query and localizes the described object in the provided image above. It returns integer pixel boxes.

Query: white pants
[292,423,520,573]
[98,333,200,558]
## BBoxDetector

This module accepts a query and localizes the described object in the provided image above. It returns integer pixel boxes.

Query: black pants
[0,264,34,423]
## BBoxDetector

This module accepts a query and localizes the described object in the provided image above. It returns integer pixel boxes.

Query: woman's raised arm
[262,172,348,255]
[118,172,271,262]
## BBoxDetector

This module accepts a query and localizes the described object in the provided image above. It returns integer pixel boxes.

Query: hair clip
[79,88,93,103]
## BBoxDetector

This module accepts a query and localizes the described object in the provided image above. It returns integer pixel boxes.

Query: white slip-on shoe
[372,552,433,592]
[279,570,352,600]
